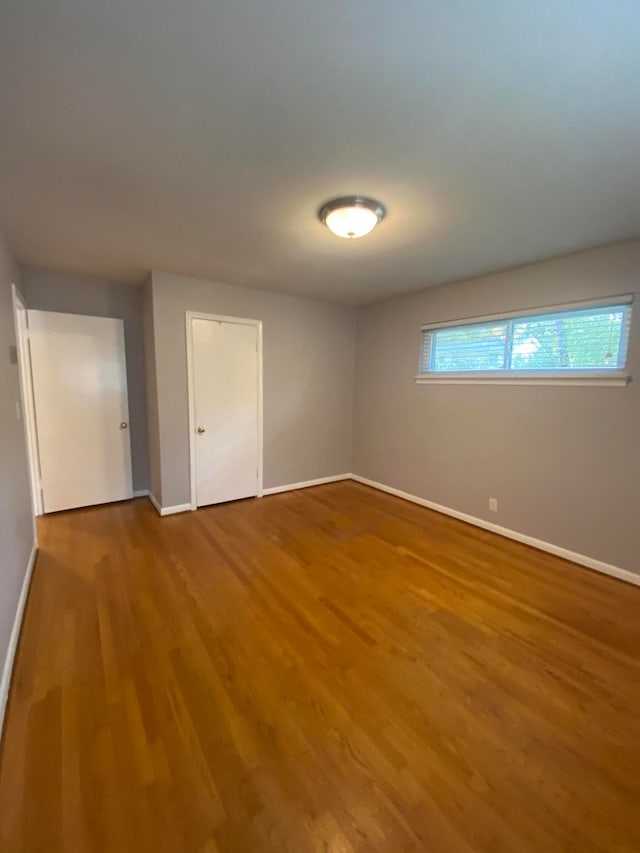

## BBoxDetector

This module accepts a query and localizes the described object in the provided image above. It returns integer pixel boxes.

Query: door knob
[197,426,206,434]
[120,422,128,429]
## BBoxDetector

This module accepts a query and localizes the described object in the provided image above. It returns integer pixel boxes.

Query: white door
[28,311,133,513]
[191,317,260,507]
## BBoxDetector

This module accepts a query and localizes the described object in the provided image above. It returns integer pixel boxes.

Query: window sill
[414,371,632,387]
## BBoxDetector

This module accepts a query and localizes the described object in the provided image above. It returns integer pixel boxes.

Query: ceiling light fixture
[318,196,385,239]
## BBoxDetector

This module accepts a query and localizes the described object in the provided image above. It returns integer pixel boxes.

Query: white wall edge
[133,489,150,498]
[148,493,191,516]
[0,543,38,742]
[350,475,640,587]
[262,474,352,496]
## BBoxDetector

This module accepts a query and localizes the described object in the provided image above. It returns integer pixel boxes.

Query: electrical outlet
[15,400,21,422]
[489,497,498,512]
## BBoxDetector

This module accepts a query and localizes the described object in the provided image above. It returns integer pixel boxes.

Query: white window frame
[415,295,634,386]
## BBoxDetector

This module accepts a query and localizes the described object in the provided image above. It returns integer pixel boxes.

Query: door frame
[11,284,43,520]
[185,311,264,511]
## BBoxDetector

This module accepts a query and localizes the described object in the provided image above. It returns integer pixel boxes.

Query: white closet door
[28,311,133,513]
[192,318,259,507]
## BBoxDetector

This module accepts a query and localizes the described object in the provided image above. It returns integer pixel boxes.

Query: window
[417,296,633,385]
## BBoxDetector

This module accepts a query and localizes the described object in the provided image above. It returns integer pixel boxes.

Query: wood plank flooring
[1,481,639,852]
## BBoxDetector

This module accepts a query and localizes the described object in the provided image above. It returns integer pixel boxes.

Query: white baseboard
[160,503,191,516]
[148,493,191,516]
[262,473,352,496]
[0,543,38,742]
[133,489,150,498]
[148,474,352,513]
[350,475,639,587]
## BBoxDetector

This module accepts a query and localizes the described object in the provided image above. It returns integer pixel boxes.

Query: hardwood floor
[1,481,639,852]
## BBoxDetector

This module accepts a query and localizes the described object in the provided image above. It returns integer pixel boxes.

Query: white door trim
[186,311,263,511]
[11,284,43,521]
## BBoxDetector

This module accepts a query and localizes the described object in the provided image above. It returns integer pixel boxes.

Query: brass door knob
[120,422,128,429]
[197,426,206,434]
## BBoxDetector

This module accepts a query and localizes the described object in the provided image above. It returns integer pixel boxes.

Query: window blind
[418,298,633,377]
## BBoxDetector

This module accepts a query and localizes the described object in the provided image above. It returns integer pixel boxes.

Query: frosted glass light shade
[319,197,385,239]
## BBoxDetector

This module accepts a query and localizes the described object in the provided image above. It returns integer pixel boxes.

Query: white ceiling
[1,1,639,304]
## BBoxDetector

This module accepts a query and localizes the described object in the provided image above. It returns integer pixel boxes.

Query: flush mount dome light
[319,196,385,239]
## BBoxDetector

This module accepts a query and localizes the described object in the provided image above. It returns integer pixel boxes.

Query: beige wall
[353,242,640,575]
[0,233,34,714]
[23,267,150,493]
[148,271,355,508]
